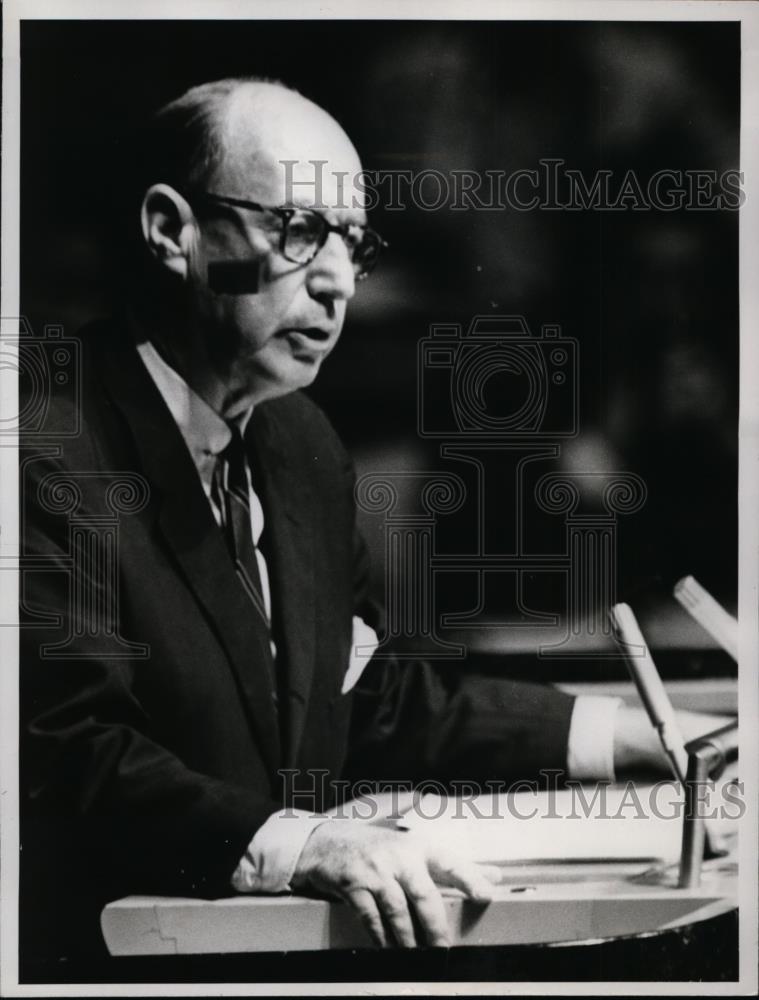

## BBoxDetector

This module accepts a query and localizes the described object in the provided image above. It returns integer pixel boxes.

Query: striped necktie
[215,424,270,627]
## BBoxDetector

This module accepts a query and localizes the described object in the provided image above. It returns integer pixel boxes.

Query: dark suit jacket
[19,319,574,965]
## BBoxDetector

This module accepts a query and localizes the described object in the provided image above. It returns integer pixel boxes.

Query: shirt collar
[136,339,253,492]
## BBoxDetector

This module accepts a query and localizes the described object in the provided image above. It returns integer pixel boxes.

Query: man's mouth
[279,328,332,358]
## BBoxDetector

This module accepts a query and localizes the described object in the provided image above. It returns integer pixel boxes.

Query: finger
[401,869,451,948]
[477,863,506,885]
[430,856,495,903]
[344,888,388,949]
[374,880,418,948]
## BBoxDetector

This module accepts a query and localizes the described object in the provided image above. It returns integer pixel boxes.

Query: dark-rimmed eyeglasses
[189,191,387,281]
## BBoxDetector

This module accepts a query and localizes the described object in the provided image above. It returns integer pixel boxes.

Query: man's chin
[254,355,324,400]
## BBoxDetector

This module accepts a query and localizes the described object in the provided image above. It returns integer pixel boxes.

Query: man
[20,77,720,964]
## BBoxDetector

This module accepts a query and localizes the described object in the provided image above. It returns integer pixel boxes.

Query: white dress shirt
[137,338,621,894]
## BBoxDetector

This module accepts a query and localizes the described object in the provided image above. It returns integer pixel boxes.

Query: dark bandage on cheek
[203,224,271,295]
[207,259,261,294]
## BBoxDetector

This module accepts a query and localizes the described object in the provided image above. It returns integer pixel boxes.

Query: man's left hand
[613,706,735,775]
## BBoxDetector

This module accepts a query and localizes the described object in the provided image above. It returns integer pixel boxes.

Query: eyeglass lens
[283,210,381,277]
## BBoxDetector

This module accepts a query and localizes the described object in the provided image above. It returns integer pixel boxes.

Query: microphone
[207,260,260,294]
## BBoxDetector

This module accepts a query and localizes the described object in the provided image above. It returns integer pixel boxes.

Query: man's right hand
[291,818,501,948]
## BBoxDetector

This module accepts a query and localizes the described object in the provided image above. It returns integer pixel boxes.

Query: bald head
[144,78,364,212]
[220,82,361,191]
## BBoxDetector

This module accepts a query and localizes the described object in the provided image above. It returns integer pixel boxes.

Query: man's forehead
[216,84,366,214]
[231,152,367,216]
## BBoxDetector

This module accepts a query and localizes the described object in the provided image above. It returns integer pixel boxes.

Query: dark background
[20,19,740,661]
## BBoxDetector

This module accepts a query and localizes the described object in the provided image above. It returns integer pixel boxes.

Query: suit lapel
[247,408,316,769]
[96,324,281,778]
[156,491,282,778]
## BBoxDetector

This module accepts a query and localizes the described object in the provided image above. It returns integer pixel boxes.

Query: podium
[102,773,739,958]
[101,855,737,956]
[101,726,741,965]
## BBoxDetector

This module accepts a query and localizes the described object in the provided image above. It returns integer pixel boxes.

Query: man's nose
[305,232,356,304]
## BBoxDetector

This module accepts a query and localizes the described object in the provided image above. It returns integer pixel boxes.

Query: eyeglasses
[190,191,387,280]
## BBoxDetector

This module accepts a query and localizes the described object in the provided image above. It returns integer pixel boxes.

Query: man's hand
[291,818,501,948]
[614,706,735,774]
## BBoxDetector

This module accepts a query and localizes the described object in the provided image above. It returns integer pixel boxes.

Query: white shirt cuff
[566,695,623,782]
[230,810,330,894]
[342,615,379,694]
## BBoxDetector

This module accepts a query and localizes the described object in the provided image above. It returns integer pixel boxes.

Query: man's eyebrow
[282,201,369,226]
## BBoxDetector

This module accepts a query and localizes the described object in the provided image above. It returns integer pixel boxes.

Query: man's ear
[140,184,196,279]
